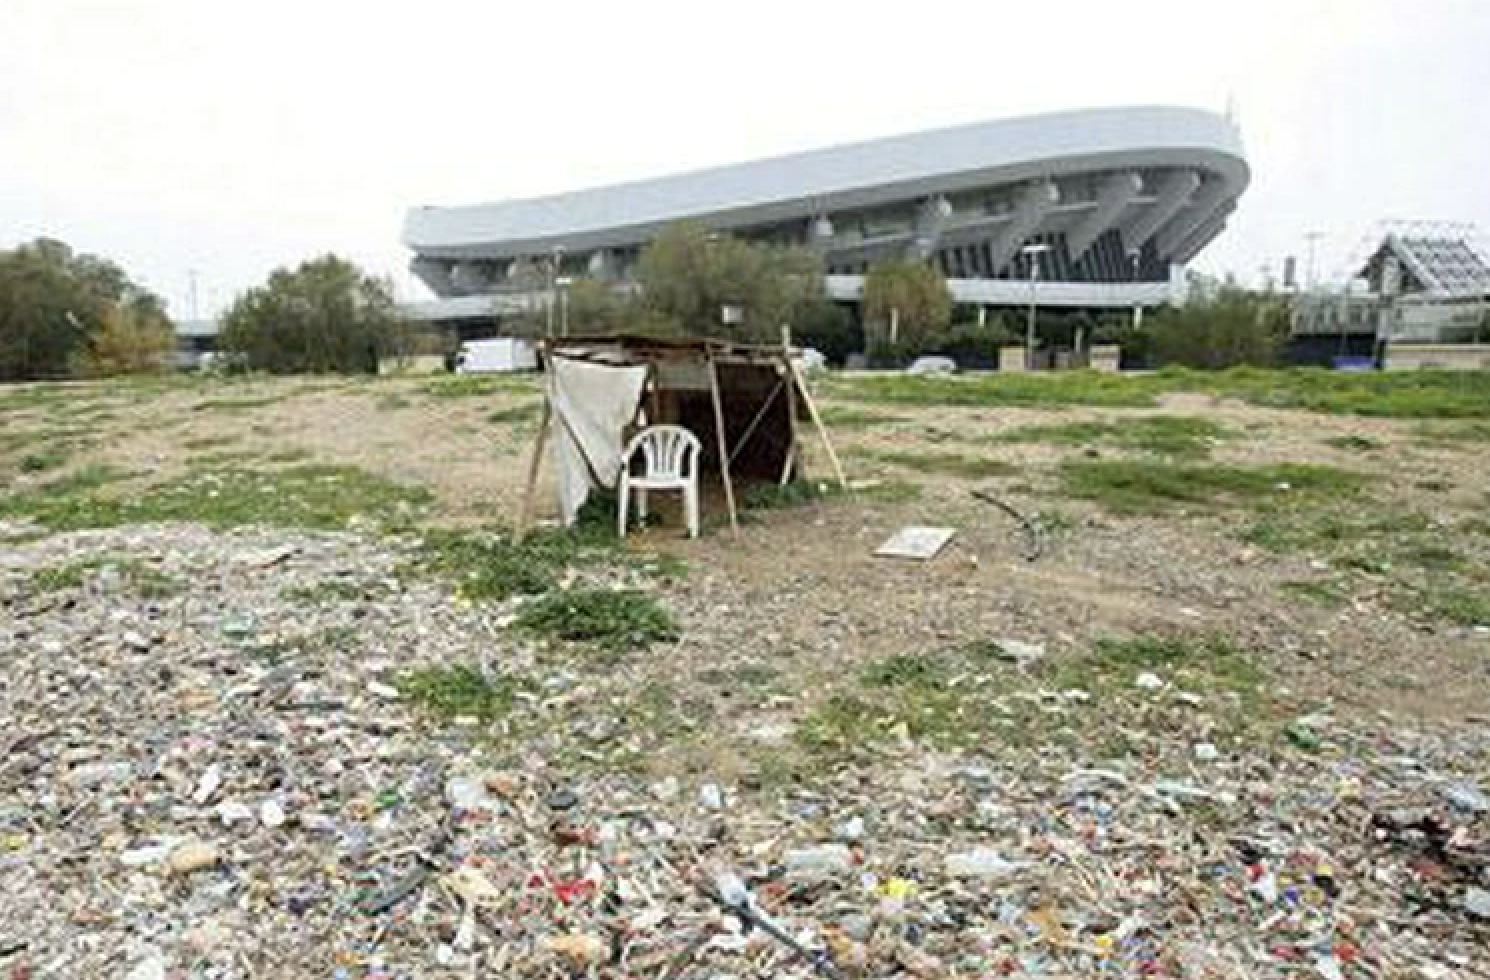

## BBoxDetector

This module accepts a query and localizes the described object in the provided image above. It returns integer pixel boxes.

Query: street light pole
[1128,248,1142,330]
[1021,243,1052,371]
[546,246,565,338]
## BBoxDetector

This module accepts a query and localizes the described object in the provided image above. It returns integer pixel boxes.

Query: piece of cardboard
[874,526,956,560]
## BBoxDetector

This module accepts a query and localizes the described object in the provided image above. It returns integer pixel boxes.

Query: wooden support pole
[780,326,800,485]
[788,357,849,491]
[706,354,740,533]
[515,397,552,541]
[727,377,784,469]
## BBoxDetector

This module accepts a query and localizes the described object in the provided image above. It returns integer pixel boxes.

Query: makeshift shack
[517,335,846,534]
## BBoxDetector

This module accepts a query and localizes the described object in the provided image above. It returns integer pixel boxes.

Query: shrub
[515,588,677,652]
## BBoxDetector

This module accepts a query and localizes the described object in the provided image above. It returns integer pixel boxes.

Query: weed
[376,393,412,411]
[1406,585,1490,627]
[31,556,181,597]
[19,445,71,472]
[486,402,541,426]
[1058,460,1367,515]
[515,588,677,652]
[1414,421,1490,445]
[182,435,239,451]
[424,376,538,398]
[1280,579,1348,606]
[1323,434,1385,452]
[1054,635,1266,702]
[192,395,285,413]
[853,448,1017,480]
[861,653,946,688]
[398,665,530,721]
[998,416,1229,458]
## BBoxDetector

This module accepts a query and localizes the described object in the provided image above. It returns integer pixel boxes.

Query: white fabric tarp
[549,355,650,525]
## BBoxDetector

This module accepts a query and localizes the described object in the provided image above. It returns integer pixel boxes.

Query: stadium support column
[986,181,1060,274]
[906,196,952,262]
[1120,170,1200,256]
[1067,173,1142,261]
[1155,179,1233,261]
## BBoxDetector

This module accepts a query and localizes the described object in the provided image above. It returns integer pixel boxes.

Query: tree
[73,304,175,377]
[861,259,953,356]
[563,278,641,336]
[794,300,859,365]
[1145,288,1289,369]
[0,238,169,381]
[220,255,404,374]
[634,224,823,343]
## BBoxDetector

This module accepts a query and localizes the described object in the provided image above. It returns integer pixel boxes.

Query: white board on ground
[875,526,956,560]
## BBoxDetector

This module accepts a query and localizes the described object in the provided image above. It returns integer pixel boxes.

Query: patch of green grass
[1397,543,1466,572]
[486,402,541,426]
[282,578,390,603]
[819,405,907,430]
[1165,367,1490,419]
[423,375,539,398]
[1280,579,1349,607]
[191,395,285,413]
[192,449,261,466]
[1403,585,1490,628]
[1323,434,1386,452]
[397,665,530,722]
[1414,421,1490,445]
[19,445,71,472]
[1240,509,1435,554]
[31,556,181,598]
[182,435,239,451]
[515,588,677,653]
[860,652,946,688]
[997,416,1229,458]
[0,463,429,531]
[853,448,1017,480]
[264,448,313,463]
[1055,634,1266,701]
[1059,460,1367,516]
[829,371,1162,409]
[376,393,412,411]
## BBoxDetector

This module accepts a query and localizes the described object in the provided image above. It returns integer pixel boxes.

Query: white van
[454,337,538,374]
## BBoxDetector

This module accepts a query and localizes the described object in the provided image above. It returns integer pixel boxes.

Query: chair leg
[685,481,699,538]
[637,488,648,523]
[617,480,629,538]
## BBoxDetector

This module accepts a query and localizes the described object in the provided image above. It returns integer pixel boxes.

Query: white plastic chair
[618,425,702,538]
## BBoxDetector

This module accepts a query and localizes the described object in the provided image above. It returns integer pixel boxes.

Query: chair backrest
[624,425,701,480]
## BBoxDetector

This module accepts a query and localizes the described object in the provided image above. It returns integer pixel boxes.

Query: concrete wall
[1383,344,1490,371]
[1090,345,1122,373]
[998,347,1028,372]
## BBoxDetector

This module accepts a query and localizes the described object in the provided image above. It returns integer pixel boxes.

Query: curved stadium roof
[403,105,1248,307]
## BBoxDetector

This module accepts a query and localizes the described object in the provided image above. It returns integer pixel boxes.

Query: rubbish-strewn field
[2,369,1489,978]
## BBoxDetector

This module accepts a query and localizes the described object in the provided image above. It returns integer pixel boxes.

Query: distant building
[1293,223,1490,347]
[174,318,221,370]
[401,106,1249,332]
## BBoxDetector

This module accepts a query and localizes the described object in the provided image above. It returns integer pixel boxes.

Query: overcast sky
[3,0,1487,317]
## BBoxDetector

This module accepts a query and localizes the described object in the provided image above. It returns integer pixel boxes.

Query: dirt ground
[6,370,1488,734]
[5,371,1490,978]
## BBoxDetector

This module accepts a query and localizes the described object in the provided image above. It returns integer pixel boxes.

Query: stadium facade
[401,106,1249,326]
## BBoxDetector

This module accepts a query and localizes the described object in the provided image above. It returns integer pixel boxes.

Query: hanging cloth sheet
[548,355,650,525]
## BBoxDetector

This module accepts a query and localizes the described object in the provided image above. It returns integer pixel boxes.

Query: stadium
[401,105,1249,332]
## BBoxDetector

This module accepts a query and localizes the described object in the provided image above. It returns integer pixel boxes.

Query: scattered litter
[874,526,956,560]
[4,522,1489,977]
[1134,671,1164,690]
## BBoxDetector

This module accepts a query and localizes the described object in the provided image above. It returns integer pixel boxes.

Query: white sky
[3,0,1488,317]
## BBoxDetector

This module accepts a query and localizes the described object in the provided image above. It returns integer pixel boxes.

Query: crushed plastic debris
[2,522,1488,978]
